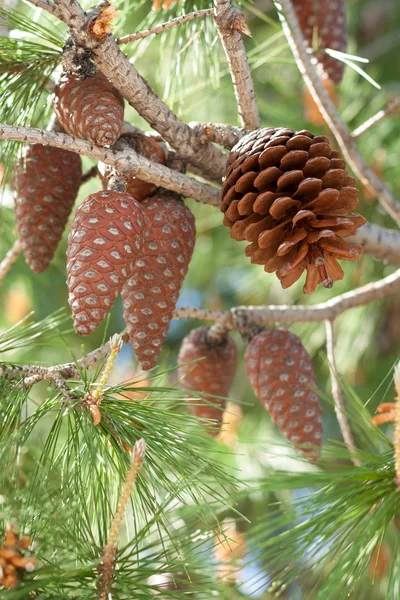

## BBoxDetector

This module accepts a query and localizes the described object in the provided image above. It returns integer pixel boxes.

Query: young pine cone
[54,72,124,147]
[293,0,347,84]
[178,327,238,433]
[122,195,195,370]
[15,144,82,273]
[67,190,144,335]
[245,328,322,461]
[221,128,366,294]
[98,132,166,201]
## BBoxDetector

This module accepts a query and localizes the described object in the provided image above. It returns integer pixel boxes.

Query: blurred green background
[1,0,400,597]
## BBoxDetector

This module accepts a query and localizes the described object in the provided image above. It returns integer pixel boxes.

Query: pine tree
[1,0,400,598]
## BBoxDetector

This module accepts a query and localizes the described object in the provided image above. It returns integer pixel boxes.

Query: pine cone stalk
[67,190,144,335]
[122,194,195,370]
[98,132,166,201]
[15,144,82,273]
[245,328,322,461]
[221,127,366,294]
[178,327,238,433]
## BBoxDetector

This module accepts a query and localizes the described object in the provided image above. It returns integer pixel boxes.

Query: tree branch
[27,0,60,17]
[213,0,260,130]
[174,267,400,327]
[52,0,227,181]
[350,223,400,266]
[0,125,220,206]
[0,240,22,285]
[274,0,400,227]
[9,267,400,390]
[325,319,360,467]
[116,9,214,45]
[352,97,400,138]
[189,122,247,149]
[3,125,400,263]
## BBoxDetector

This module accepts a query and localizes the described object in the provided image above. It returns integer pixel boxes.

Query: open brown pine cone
[221,127,366,294]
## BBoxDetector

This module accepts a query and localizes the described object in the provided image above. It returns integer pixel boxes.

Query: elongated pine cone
[98,132,166,201]
[178,327,238,433]
[67,190,144,335]
[245,328,322,461]
[54,72,124,147]
[122,195,195,370]
[221,128,366,294]
[15,144,82,273]
[293,0,347,84]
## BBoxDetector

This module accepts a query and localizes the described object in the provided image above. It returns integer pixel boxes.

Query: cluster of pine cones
[13,0,363,461]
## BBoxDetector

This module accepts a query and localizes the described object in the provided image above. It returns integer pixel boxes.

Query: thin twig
[117,9,214,45]
[274,0,400,227]
[352,97,400,138]
[27,0,60,17]
[214,0,260,129]
[0,125,220,206]
[23,333,130,387]
[98,439,146,600]
[325,320,360,467]
[0,240,22,285]
[350,223,400,266]
[52,0,227,181]
[174,267,400,327]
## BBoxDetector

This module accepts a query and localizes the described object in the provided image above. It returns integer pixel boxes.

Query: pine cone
[245,328,322,461]
[122,195,195,370]
[221,128,366,294]
[178,327,238,433]
[15,144,82,273]
[98,133,166,201]
[54,72,124,147]
[67,190,144,335]
[293,0,347,84]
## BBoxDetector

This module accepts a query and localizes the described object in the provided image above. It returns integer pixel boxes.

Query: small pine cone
[221,128,366,294]
[15,144,82,273]
[54,72,124,147]
[178,327,238,432]
[293,0,347,84]
[98,133,166,201]
[245,328,322,461]
[122,196,195,370]
[67,190,144,335]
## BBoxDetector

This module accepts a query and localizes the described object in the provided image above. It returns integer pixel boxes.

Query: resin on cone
[122,195,195,370]
[15,144,82,273]
[54,71,124,147]
[293,0,347,84]
[221,127,366,294]
[98,132,166,201]
[178,327,238,433]
[245,328,322,460]
[67,190,144,335]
